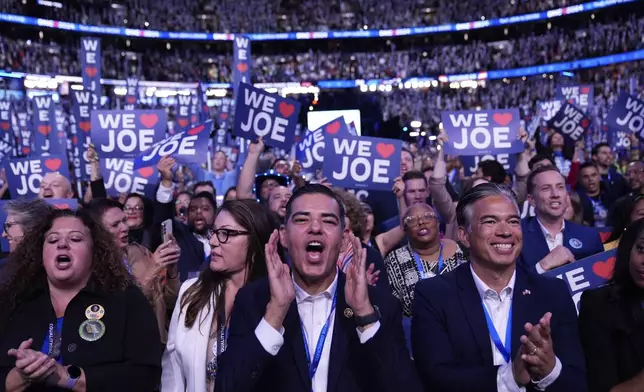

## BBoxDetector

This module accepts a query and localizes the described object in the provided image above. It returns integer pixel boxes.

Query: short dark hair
[592,143,611,157]
[402,170,427,185]
[191,191,217,210]
[526,165,563,195]
[478,160,506,184]
[85,198,124,219]
[528,154,555,171]
[579,161,599,173]
[193,181,216,197]
[284,184,345,229]
[456,183,517,227]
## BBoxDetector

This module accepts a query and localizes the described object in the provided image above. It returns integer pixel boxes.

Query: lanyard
[412,243,444,280]
[123,258,132,274]
[41,317,64,364]
[481,302,512,363]
[300,289,337,385]
[207,306,228,378]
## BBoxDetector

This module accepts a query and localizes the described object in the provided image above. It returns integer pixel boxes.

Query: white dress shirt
[534,218,565,275]
[255,271,381,392]
[470,265,562,392]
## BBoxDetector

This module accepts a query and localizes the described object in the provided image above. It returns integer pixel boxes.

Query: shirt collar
[536,217,565,238]
[470,264,516,299]
[293,269,338,305]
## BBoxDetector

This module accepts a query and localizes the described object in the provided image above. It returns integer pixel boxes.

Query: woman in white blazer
[161,199,281,392]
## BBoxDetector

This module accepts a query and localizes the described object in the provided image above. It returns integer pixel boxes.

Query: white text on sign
[332,138,390,184]
[239,90,287,142]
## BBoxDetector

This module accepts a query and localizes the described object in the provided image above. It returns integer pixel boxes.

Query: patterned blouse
[385,243,467,317]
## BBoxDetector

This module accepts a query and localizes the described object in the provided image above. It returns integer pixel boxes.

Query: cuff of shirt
[254,318,285,356]
[355,321,381,344]
[156,182,175,203]
[497,362,526,392]
[532,356,562,391]
[535,262,546,275]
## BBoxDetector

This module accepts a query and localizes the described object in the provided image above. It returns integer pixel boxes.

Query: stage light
[410,120,422,128]
[403,127,408,132]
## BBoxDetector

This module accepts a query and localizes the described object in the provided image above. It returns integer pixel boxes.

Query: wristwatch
[354,305,381,327]
[65,365,81,389]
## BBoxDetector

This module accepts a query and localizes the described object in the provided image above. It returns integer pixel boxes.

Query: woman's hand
[8,339,58,384]
[153,235,181,272]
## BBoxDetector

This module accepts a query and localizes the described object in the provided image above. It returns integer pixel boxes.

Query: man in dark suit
[519,165,603,273]
[412,183,587,392]
[217,184,422,392]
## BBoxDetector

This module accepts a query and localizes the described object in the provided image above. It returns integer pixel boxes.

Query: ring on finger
[529,347,538,355]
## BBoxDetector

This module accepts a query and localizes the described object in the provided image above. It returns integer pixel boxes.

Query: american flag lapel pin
[522,289,531,296]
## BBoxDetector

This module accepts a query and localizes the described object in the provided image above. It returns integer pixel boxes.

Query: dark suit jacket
[579,285,644,392]
[411,263,587,392]
[215,273,422,392]
[518,217,604,271]
[153,199,205,282]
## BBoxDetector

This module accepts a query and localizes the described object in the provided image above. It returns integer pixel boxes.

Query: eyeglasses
[213,228,249,244]
[123,206,144,213]
[404,212,438,228]
[4,221,18,233]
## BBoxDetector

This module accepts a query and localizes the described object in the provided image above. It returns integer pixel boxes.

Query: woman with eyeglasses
[123,194,154,246]
[2,199,54,255]
[162,199,280,392]
[385,203,466,317]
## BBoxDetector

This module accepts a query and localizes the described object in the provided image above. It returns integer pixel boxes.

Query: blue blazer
[411,263,587,392]
[216,272,423,392]
[518,217,604,271]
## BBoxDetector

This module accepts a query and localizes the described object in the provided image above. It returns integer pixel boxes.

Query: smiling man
[38,172,73,199]
[411,183,587,392]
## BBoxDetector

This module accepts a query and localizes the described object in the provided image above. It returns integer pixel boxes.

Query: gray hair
[456,183,518,228]
[4,199,55,235]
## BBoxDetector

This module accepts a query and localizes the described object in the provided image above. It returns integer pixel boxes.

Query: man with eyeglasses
[156,156,216,281]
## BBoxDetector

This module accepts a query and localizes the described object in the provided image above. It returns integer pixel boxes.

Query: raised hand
[512,340,531,387]
[345,232,373,317]
[157,155,176,182]
[366,263,380,286]
[264,230,295,330]
[249,137,265,156]
[152,234,181,272]
[392,176,404,199]
[521,312,557,381]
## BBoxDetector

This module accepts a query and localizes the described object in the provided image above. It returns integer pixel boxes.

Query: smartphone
[162,219,173,243]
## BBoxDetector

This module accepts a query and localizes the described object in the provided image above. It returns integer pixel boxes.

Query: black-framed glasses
[213,228,249,244]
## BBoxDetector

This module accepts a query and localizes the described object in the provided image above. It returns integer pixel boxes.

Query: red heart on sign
[599,231,612,243]
[568,99,574,104]
[187,125,205,136]
[177,119,188,128]
[22,146,31,155]
[78,122,91,132]
[279,102,295,118]
[44,158,62,171]
[376,143,395,159]
[140,114,159,128]
[236,63,248,73]
[54,204,70,210]
[592,257,615,279]
[137,167,154,177]
[72,136,78,145]
[0,122,9,131]
[85,67,97,78]
[580,86,590,94]
[325,121,341,134]
[220,113,228,120]
[492,113,513,127]
[580,118,589,128]
[38,125,51,136]
[126,96,136,104]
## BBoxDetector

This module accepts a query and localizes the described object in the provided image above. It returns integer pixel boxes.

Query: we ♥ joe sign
[91,110,167,159]
[233,83,300,150]
[133,121,213,169]
[441,109,523,156]
[543,249,616,314]
[3,155,70,198]
[547,102,591,144]
[322,135,401,191]
[296,118,352,173]
[605,91,644,143]
[102,158,158,197]
[556,85,594,113]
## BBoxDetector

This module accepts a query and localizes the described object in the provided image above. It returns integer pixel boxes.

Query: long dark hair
[607,195,644,243]
[609,218,644,300]
[0,209,133,331]
[180,200,280,329]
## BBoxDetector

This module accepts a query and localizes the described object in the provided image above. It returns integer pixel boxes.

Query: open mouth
[549,201,563,209]
[55,254,72,269]
[42,192,53,198]
[491,243,514,255]
[305,241,325,262]
[418,228,429,236]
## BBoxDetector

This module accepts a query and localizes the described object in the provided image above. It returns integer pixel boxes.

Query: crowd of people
[2,0,589,32]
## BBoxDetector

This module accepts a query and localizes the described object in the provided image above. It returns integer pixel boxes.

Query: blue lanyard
[123,258,132,274]
[481,302,512,363]
[300,289,337,385]
[41,317,64,364]
[411,243,444,280]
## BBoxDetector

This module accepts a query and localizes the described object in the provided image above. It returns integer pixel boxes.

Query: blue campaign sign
[536,100,562,122]
[133,121,212,169]
[124,77,138,110]
[197,82,210,123]
[0,100,13,144]
[102,158,159,197]
[80,37,102,107]
[30,95,63,156]
[0,200,8,252]
[605,91,644,143]
[3,155,70,198]
[15,111,31,157]
[45,199,79,210]
[441,109,523,156]
[547,101,591,143]
[322,135,401,191]
[556,84,594,112]
[233,83,300,150]
[296,119,352,173]
[233,35,251,99]
[176,94,197,131]
[461,153,517,177]
[543,249,616,314]
[0,139,13,163]
[91,110,167,159]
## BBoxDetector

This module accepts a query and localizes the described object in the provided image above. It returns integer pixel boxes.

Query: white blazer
[161,278,218,392]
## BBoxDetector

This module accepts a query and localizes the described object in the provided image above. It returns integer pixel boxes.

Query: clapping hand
[8,339,59,385]
[264,230,295,330]
[520,312,557,381]
[345,232,373,318]
[366,263,380,286]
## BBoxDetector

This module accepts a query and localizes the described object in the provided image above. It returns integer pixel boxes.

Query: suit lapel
[510,268,535,359]
[284,299,311,390]
[526,218,549,262]
[457,264,494,365]
[191,297,216,390]
[327,274,349,392]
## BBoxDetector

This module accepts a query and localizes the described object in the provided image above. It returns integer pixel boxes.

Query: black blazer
[579,285,644,392]
[215,272,423,392]
[0,280,161,392]
[412,262,587,392]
